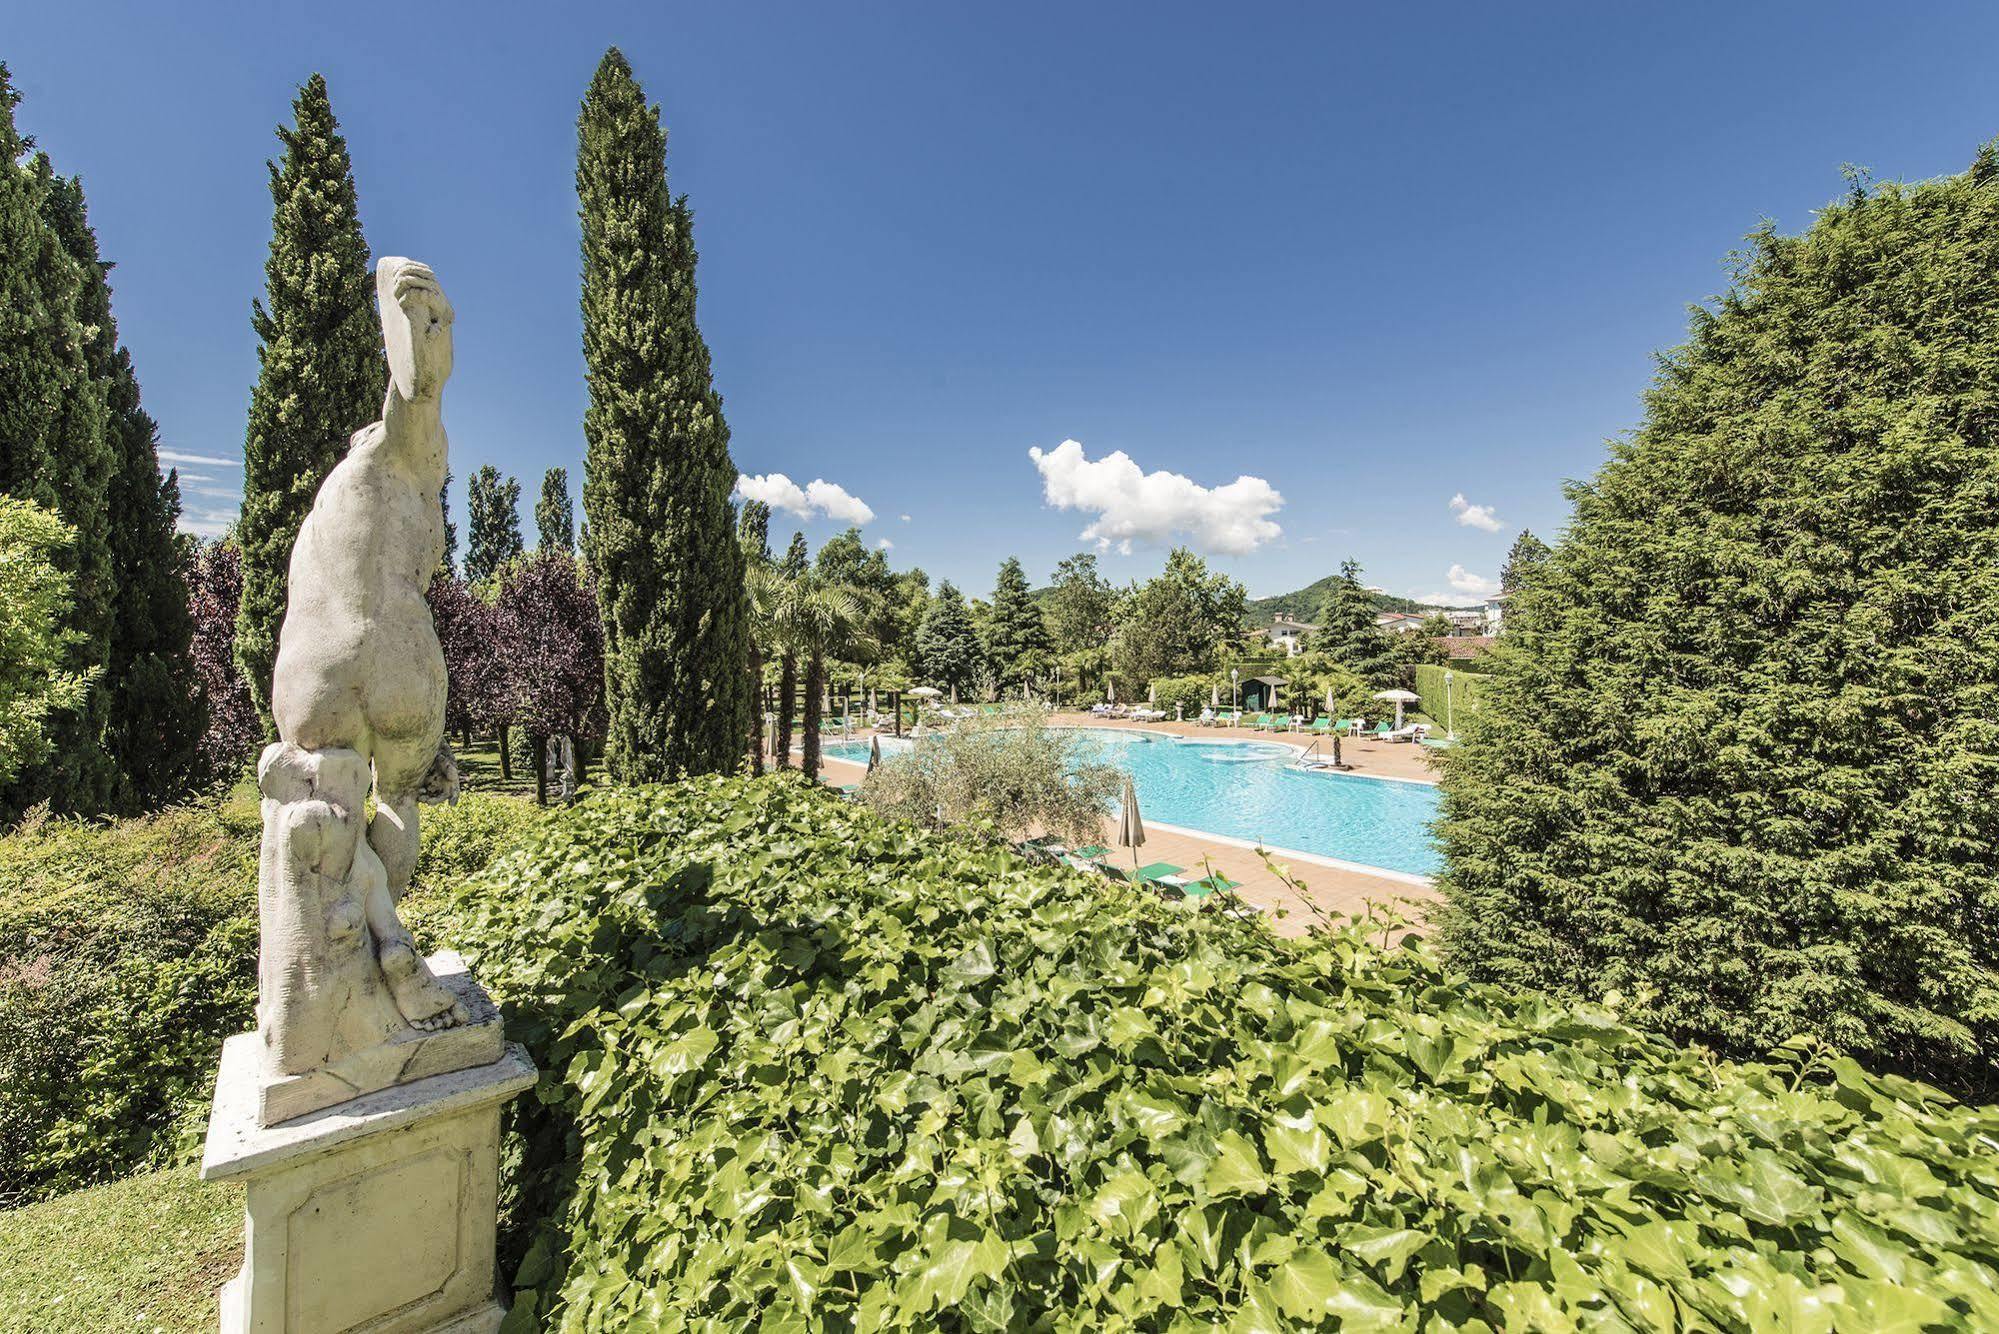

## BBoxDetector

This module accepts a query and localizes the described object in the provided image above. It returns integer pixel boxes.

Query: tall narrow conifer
[0,70,115,816]
[40,169,201,810]
[234,74,383,727]
[536,466,574,554]
[578,48,749,780]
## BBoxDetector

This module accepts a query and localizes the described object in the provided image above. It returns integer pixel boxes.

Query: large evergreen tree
[771,532,807,769]
[1439,150,1999,1098]
[1312,560,1396,686]
[1500,529,1550,595]
[984,556,1052,691]
[40,169,201,810]
[0,73,115,817]
[578,48,749,781]
[1045,552,1115,655]
[234,74,383,727]
[536,466,574,554]
[1112,548,1246,688]
[465,463,524,585]
[916,582,979,700]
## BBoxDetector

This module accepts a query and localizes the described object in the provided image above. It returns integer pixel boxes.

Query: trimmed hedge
[1414,662,1485,734]
[439,775,1999,1330]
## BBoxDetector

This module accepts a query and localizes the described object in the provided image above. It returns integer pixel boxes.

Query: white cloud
[177,511,235,539]
[1410,564,1501,606]
[899,513,911,523]
[1027,439,1283,557]
[805,479,875,526]
[159,450,242,468]
[876,538,893,551]
[735,472,876,526]
[1449,493,1502,532]
[189,486,239,499]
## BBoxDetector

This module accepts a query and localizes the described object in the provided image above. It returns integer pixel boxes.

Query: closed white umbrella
[866,734,882,775]
[1115,774,1146,868]
[1372,687,1420,729]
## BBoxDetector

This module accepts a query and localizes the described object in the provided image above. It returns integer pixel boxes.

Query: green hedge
[0,786,545,1205]
[437,776,1999,1329]
[1414,663,1486,733]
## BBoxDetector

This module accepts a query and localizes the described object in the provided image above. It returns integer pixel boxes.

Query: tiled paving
[814,714,1442,938]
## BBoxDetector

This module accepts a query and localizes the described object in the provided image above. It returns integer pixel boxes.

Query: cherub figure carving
[257,259,471,1089]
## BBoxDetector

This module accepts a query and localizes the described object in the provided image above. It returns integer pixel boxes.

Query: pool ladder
[1297,738,1343,770]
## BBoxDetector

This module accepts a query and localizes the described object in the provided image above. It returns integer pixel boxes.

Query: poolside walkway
[1044,710,1442,784]
[814,714,1443,939]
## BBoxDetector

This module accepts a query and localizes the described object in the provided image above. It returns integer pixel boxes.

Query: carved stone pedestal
[201,996,535,1333]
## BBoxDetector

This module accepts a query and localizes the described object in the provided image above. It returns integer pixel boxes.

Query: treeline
[0,67,202,821]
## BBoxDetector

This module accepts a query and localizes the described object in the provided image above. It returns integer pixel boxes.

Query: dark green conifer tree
[234,74,383,728]
[578,48,749,781]
[1439,149,1999,1098]
[39,169,202,811]
[0,72,116,817]
[984,556,1052,691]
[917,582,980,701]
[1312,560,1396,686]
[465,464,523,585]
[536,466,574,554]
[1500,530,1550,595]
[772,532,807,770]
[438,471,458,577]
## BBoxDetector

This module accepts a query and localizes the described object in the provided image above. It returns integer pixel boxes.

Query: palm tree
[774,575,875,780]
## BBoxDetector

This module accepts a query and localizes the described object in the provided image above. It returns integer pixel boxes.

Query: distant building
[1266,613,1317,656]
[1482,593,1507,635]
[1376,612,1428,635]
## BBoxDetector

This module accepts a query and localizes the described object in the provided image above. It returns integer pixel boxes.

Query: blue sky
[10,3,1999,602]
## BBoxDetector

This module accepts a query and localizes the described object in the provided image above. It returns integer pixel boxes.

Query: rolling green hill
[1246,575,1445,626]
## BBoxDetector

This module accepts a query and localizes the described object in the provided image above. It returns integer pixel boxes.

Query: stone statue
[252,258,499,1125]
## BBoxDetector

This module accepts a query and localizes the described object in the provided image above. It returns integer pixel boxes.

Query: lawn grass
[0,1167,240,1333]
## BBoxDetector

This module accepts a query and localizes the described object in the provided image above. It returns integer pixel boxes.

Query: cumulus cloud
[159,450,242,468]
[899,514,911,522]
[1449,493,1502,532]
[1410,564,1502,606]
[735,472,876,526]
[1027,439,1283,557]
[876,538,893,551]
[178,510,236,539]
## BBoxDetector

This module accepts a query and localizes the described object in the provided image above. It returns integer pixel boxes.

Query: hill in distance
[1246,574,1453,626]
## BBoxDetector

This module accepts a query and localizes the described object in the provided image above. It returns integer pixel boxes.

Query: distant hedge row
[1413,662,1486,732]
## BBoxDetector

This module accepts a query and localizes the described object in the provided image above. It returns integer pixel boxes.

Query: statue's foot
[379,940,470,1032]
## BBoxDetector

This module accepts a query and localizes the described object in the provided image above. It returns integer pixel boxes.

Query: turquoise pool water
[826,727,1441,877]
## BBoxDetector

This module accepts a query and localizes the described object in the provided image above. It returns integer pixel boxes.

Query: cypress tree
[1438,149,1999,1098]
[234,74,383,728]
[984,556,1052,691]
[772,532,807,769]
[0,71,115,817]
[439,470,458,577]
[738,498,772,773]
[39,169,202,811]
[578,48,749,781]
[536,466,574,553]
[465,463,523,585]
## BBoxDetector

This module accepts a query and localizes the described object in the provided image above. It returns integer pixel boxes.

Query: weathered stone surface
[254,258,474,1127]
[204,1022,534,1333]
[255,953,505,1126]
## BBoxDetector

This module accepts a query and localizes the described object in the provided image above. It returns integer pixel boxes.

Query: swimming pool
[825,727,1441,878]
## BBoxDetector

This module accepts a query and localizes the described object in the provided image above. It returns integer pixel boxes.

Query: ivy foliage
[1438,149,1999,1100]
[439,778,1999,1331]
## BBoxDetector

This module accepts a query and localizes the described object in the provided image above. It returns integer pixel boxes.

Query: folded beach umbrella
[1116,774,1146,867]
[867,734,882,775]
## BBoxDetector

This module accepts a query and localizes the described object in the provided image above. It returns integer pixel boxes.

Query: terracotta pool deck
[814,713,1442,938]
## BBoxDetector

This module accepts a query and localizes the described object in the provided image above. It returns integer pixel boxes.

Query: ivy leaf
[1204,1130,1271,1198]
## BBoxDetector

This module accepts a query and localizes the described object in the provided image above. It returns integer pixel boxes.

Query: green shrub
[859,707,1121,846]
[438,776,1999,1330]
[1437,150,1999,1099]
[1145,673,1218,717]
[0,787,545,1204]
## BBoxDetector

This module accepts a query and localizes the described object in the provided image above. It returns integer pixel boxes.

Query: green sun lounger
[1133,861,1185,884]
